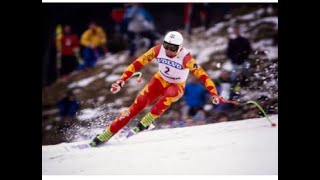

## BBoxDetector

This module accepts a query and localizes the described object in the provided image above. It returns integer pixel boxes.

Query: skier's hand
[110,80,125,94]
[212,95,225,105]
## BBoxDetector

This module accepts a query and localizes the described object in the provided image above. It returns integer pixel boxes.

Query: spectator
[184,3,210,35]
[57,90,80,128]
[80,21,107,69]
[226,25,252,95]
[123,3,159,59]
[183,76,210,117]
[56,24,81,79]
[111,7,125,37]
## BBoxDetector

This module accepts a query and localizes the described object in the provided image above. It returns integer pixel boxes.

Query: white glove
[110,80,125,94]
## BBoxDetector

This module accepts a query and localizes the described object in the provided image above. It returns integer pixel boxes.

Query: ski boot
[89,128,114,147]
[89,135,105,147]
[126,122,155,138]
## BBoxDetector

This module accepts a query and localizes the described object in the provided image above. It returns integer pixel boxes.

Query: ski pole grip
[132,72,142,83]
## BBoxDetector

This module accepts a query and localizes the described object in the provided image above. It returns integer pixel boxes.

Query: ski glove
[212,95,225,105]
[110,80,125,94]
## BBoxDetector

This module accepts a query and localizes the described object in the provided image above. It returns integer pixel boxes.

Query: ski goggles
[163,41,179,52]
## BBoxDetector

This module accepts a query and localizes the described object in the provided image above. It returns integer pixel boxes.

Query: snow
[96,52,129,66]
[114,98,124,105]
[252,40,278,60]
[113,65,128,73]
[238,12,257,21]
[77,108,101,121]
[105,74,121,82]
[240,89,277,101]
[68,72,107,88]
[97,96,105,102]
[263,47,278,60]
[249,17,278,30]
[207,69,222,79]
[97,72,107,78]
[267,6,274,14]
[102,64,113,70]
[256,8,266,16]
[206,22,225,36]
[222,61,233,71]
[45,125,53,131]
[176,11,277,66]
[42,115,278,175]
[252,39,273,49]
[194,37,228,64]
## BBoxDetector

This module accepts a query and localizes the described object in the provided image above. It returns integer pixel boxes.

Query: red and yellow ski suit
[107,45,219,134]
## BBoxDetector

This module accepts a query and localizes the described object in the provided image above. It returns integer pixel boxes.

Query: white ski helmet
[163,31,183,53]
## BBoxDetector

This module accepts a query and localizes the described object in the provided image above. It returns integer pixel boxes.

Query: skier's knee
[150,106,164,116]
[164,89,179,97]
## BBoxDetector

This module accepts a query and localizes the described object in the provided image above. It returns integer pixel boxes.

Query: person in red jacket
[56,25,81,77]
[90,31,229,147]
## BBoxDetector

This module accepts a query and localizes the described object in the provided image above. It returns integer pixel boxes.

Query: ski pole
[223,99,276,127]
[246,100,276,127]
[111,72,143,93]
[223,99,240,105]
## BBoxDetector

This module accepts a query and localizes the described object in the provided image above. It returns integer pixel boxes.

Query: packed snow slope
[42,115,278,175]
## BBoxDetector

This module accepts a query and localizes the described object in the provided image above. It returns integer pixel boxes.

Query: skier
[90,31,228,147]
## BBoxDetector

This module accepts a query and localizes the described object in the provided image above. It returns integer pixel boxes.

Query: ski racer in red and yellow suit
[90,32,227,147]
